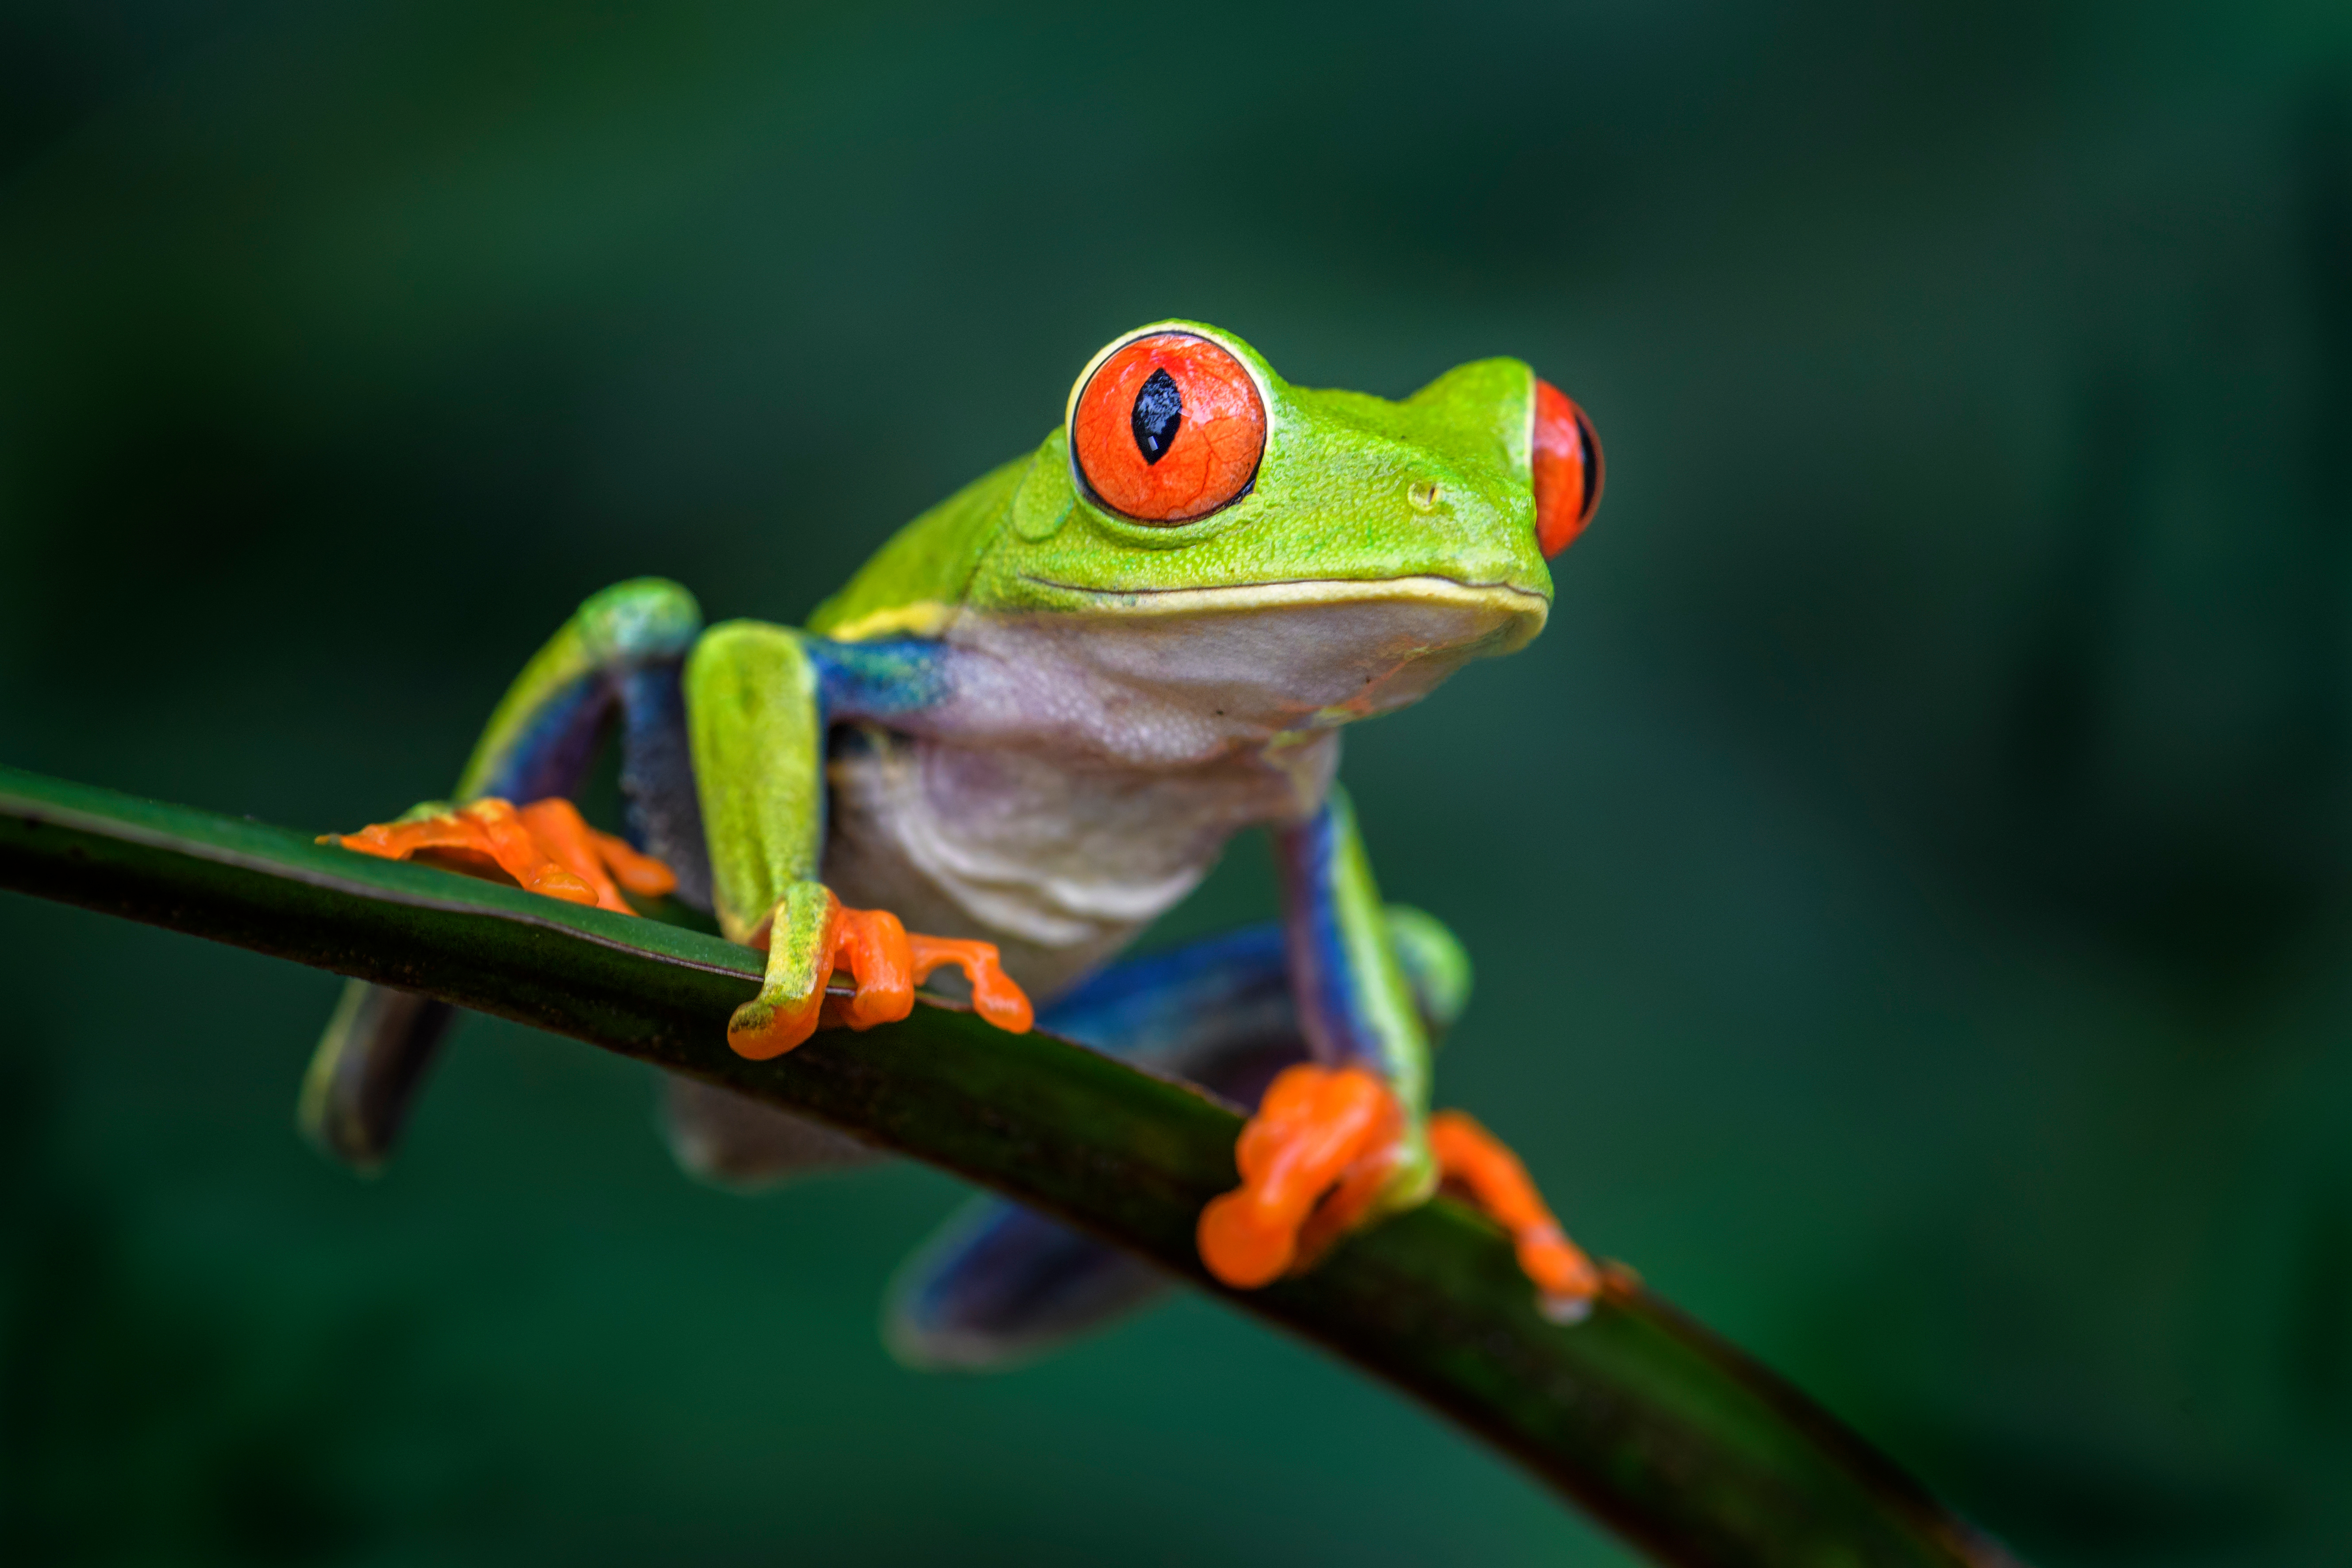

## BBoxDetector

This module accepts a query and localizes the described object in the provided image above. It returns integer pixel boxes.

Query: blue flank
[808,636,952,722]
[1040,924,1292,1062]
[888,1198,1169,1368]
[471,673,611,803]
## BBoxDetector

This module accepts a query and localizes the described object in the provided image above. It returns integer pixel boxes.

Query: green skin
[439,319,1555,1245]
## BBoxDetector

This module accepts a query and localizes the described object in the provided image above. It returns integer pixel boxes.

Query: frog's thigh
[662,1075,885,1188]
[306,578,704,1173]
[301,984,459,1174]
[887,1198,1170,1371]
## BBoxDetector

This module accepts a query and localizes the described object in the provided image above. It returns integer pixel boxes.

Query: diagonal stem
[0,764,2022,1568]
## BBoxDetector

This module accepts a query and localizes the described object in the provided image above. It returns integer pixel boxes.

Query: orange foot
[323,797,676,913]
[1430,1110,1600,1321]
[724,887,1034,1063]
[1196,1064,1405,1289]
[1194,1064,1601,1320]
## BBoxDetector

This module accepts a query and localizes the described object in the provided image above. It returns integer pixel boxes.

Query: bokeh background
[3,2,2349,1563]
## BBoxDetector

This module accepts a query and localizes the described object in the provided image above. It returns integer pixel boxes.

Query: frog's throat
[1014,575,1549,652]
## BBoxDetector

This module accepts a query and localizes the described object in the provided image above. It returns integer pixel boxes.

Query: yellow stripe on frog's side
[819,601,958,643]
[805,451,1033,642]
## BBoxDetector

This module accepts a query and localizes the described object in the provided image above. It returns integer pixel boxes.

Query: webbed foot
[726,882,1033,1062]
[324,797,676,913]
[1196,1063,1406,1289]
[1195,1065,1599,1319]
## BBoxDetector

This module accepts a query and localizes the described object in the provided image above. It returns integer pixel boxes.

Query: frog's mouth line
[1017,574,1550,625]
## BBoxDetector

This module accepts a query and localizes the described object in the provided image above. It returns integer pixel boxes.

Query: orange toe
[516,798,637,912]
[326,797,677,917]
[589,827,678,898]
[326,800,596,908]
[831,905,916,1031]
[1428,1110,1599,1313]
[725,986,828,1061]
[908,934,1034,1034]
[724,903,1035,1062]
[1197,1064,1401,1289]
[727,890,852,1061]
[1197,1190,1301,1288]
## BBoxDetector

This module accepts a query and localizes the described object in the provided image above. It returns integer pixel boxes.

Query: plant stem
[0,764,2021,1568]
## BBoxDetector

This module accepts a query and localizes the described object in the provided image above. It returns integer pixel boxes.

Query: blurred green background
[3,2,2349,1562]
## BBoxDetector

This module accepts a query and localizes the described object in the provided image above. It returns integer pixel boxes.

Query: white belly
[821,726,1333,1000]
[812,596,1497,1000]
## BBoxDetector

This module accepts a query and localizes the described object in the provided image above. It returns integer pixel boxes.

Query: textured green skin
[0,765,2022,1568]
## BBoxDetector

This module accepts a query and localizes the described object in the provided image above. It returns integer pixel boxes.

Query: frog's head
[967,320,1603,723]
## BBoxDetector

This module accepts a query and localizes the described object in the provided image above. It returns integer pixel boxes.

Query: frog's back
[805,452,1028,642]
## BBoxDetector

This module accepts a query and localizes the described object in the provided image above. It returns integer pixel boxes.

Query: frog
[303,319,1608,1363]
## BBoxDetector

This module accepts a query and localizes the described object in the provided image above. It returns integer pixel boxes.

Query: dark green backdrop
[4,3,2348,1563]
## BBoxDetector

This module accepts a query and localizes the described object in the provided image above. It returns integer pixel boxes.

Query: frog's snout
[1532,379,1603,557]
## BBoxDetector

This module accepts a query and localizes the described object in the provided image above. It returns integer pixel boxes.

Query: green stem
[0,764,2019,1568]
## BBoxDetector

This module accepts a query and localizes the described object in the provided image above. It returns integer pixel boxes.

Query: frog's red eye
[1532,379,1604,557]
[1073,333,1266,523]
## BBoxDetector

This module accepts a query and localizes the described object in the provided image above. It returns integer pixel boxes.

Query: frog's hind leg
[886,1199,1173,1371]
[302,579,706,1171]
[885,914,1464,1369]
[298,984,459,1174]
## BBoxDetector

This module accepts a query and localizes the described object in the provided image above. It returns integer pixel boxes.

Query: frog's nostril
[1532,379,1603,557]
[1408,479,1441,512]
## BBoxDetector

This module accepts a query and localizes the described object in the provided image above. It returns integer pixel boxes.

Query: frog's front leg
[683,621,1032,1059]
[306,578,707,1168]
[1197,787,1599,1317]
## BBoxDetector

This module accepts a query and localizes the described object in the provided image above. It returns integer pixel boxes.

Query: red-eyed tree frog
[304,320,1607,1362]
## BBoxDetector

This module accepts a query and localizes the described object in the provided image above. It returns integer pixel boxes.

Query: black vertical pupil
[1131,368,1183,465]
